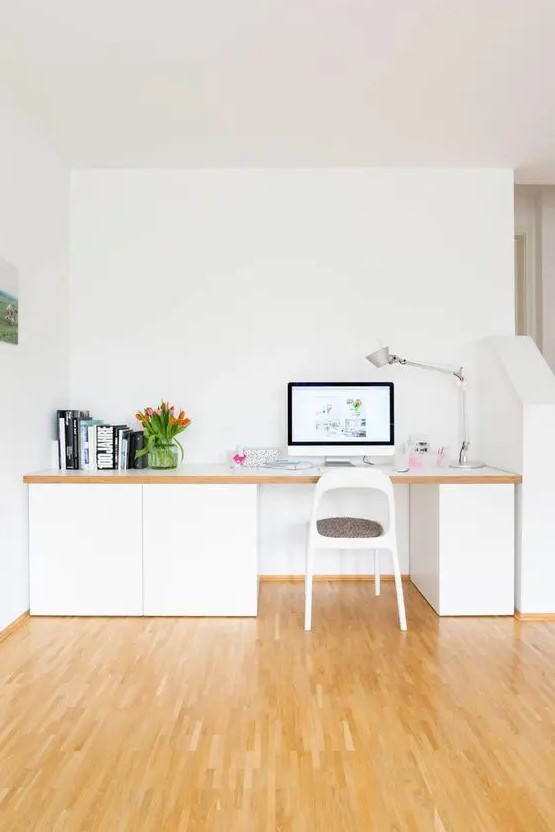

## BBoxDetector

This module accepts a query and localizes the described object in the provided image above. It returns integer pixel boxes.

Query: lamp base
[449,459,485,470]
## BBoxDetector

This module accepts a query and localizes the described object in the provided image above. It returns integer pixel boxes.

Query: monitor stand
[324,457,354,467]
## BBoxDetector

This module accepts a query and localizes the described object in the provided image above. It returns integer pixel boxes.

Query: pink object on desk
[409,454,423,469]
[232,452,246,466]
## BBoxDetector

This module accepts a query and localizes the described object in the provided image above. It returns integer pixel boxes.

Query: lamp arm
[368,347,483,467]
[390,355,465,383]
[392,354,471,462]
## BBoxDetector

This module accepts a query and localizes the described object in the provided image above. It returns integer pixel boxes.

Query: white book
[97,425,114,469]
[120,431,126,470]
[58,415,66,470]
[88,425,97,471]
[122,434,129,470]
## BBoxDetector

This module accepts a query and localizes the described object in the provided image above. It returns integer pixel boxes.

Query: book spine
[127,433,135,469]
[97,425,114,470]
[72,416,81,470]
[64,411,73,469]
[88,425,96,471]
[122,430,131,470]
[128,432,135,469]
[80,422,88,469]
[57,410,66,470]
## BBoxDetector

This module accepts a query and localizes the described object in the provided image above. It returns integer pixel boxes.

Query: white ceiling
[1,0,555,177]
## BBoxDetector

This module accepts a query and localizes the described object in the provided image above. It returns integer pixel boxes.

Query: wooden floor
[1,584,555,832]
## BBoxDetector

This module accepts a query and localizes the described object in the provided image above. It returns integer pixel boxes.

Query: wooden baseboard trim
[0,611,29,644]
[260,574,410,583]
[514,611,555,621]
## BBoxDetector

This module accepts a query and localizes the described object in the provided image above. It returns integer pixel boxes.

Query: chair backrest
[310,467,395,533]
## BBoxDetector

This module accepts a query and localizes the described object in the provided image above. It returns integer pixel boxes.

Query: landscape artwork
[0,256,19,345]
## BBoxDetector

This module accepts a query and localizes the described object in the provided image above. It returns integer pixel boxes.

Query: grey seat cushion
[316,516,384,538]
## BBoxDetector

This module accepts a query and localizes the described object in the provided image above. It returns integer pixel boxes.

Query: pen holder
[434,447,449,468]
[409,452,424,470]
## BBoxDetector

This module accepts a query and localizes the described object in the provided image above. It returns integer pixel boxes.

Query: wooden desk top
[23,464,522,485]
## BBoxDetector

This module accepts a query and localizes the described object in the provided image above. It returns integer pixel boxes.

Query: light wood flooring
[1,583,555,831]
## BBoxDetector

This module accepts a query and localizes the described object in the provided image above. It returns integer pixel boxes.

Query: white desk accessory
[393,443,410,472]
[244,447,281,467]
[264,459,315,471]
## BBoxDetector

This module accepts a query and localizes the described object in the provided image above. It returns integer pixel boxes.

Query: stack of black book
[56,410,147,470]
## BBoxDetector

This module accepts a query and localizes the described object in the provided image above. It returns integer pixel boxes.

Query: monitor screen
[288,382,394,448]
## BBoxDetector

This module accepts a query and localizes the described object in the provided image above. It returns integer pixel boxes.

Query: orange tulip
[135,401,190,441]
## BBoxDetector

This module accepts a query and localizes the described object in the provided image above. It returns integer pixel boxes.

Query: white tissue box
[244,447,282,467]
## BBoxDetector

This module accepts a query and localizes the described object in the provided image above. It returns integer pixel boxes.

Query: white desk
[24,465,521,618]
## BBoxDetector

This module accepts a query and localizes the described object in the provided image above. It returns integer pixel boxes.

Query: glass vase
[148,441,180,469]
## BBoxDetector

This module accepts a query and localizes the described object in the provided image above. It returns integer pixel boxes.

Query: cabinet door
[29,485,143,615]
[438,484,514,615]
[143,484,258,616]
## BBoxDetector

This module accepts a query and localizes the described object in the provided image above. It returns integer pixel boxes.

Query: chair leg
[374,549,380,596]
[390,544,407,631]
[304,544,314,631]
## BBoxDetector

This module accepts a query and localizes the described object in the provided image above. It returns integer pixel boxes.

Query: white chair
[304,467,407,632]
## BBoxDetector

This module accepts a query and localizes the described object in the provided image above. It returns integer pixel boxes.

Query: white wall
[70,168,514,573]
[477,336,555,614]
[0,92,69,630]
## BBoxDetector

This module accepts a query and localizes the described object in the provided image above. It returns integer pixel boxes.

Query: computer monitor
[287,382,394,463]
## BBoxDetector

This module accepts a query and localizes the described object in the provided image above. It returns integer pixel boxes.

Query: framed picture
[0,256,19,345]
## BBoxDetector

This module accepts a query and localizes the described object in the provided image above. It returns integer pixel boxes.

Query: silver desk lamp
[365,346,483,469]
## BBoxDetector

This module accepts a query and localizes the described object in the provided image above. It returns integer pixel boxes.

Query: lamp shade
[366,346,392,368]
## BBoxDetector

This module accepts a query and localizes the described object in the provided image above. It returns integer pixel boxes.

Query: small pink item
[409,453,422,470]
[232,452,246,467]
